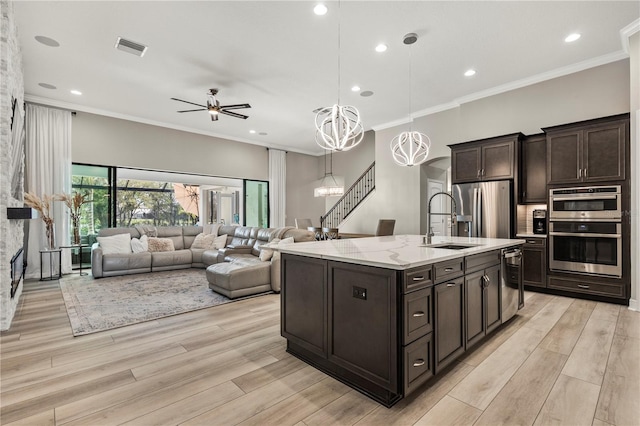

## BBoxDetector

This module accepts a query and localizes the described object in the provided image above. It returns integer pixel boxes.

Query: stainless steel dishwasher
[501,247,523,323]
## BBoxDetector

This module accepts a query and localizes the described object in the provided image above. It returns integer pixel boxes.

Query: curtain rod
[25,100,76,115]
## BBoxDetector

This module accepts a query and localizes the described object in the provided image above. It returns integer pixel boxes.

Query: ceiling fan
[171,88,251,121]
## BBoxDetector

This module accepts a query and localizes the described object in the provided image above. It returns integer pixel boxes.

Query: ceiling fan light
[390,131,431,167]
[315,104,364,151]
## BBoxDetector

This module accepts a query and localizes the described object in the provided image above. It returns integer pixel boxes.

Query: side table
[40,248,62,281]
[60,244,89,276]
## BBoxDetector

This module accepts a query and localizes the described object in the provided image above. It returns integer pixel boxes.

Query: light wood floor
[1,278,638,425]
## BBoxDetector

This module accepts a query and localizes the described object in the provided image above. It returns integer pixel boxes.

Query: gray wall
[629,32,639,309]
[339,60,631,236]
[285,151,324,227]
[72,112,269,180]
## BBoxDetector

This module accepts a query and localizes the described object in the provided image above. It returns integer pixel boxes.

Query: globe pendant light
[314,149,344,197]
[315,1,364,152]
[390,33,431,167]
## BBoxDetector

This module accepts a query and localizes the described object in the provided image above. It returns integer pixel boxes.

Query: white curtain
[25,104,72,278]
[269,149,286,227]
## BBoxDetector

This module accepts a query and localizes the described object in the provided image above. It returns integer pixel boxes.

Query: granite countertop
[278,235,525,270]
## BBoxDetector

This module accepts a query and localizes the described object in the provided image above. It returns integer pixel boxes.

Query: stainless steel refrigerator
[452,180,513,239]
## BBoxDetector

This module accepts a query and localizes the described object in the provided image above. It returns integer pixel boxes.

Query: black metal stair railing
[320,162,375,228]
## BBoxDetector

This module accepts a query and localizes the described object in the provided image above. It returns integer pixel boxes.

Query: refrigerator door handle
[477,186,483,237]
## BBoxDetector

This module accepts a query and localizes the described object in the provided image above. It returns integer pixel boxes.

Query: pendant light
[390,33,431,167]
[315,1,364,152]
[314,149,344,197]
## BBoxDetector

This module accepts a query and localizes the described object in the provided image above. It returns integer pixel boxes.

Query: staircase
[320,162,375,228]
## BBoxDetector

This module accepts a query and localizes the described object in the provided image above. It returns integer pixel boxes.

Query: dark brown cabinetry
[464,251,501,350]
[520,134,547,203]
[544,114,628,185]
[522,238,546,288]
[450,134,521,184]
[434,277,465,373]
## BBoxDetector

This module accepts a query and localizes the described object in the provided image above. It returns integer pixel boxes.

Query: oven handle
[551,195,619,201]
[549,231,621,238]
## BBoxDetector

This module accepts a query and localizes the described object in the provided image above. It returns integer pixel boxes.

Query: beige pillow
[203,223,221,236]
[147,237,175,252]
[135,225,158,237]
[97,233,132,255]
[214,234,228,249]
[191,233,218,250]
[260,236,295,261]
[130,235,149,253]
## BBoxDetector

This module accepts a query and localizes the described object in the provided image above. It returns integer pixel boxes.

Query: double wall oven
[549,185,622,278]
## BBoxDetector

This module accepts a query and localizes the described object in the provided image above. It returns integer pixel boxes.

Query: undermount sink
[422,243,480,250]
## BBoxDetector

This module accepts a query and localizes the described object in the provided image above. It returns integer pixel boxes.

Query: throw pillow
[97,233,132,255]
[203,223,221,236]
[191,233,218,250]
[147,237,175,252]
[135,225,158,238]
[214,234,228,249]
[259,236,295,262]
[130,235,149,253]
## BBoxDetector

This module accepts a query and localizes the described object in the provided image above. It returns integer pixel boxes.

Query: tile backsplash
[516,204,547,234]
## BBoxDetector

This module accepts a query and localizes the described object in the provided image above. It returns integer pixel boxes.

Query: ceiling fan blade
[171,98,207,108]
[210,113,219,122]
[177,108,207,113]
[219,103,251,110]
[219,110,249,120]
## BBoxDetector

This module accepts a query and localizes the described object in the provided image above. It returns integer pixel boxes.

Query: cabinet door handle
[412,311,425,317]
[578,284,590,289]
[584,168,588,178]
[481,168,485,176]
[446,283,457,287]
[526,240,536,244]
[413,359,425,367]
[412,276,424,281]
[477,170,481,178]
[484,274,490,284]
[444,267,454,272]
[578,168,582,178]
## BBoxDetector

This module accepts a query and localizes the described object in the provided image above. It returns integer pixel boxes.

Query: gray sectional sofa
[91,225,315,298]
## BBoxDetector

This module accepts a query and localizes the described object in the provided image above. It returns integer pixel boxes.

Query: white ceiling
[14,1,639,155]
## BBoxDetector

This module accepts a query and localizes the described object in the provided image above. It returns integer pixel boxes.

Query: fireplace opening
[10,248,24,298]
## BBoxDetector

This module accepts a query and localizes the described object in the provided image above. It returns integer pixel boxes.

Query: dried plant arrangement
[24,192,55,248]
[56,191,92,245]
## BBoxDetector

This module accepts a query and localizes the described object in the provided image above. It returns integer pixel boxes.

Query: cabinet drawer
[548,277,625,299]
[524,238,546,247]
[465,250,501,273]
[404,287,432,344]
[403,333,433,396]
[434,259,464,284]
[404,265,433,293]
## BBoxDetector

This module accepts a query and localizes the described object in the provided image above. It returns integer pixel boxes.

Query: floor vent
[115,37,148,57]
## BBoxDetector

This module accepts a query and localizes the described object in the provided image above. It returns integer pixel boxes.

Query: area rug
[60,269,235,336]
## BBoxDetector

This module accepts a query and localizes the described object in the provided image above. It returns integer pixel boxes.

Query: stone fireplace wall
[1,0,26,330]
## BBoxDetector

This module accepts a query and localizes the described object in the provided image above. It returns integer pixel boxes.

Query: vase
[71,216,81,245]
[45,221,56,250]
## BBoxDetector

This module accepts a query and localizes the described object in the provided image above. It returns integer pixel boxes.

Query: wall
[285,151,324,227]
[0,0,25,330]
[72,112,269,180]
[629,31,639,310]
[340,60,631,236]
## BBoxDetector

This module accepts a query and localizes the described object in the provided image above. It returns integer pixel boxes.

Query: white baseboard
[628,298,638,312]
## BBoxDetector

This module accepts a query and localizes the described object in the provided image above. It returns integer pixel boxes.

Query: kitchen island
[279,235,525,407]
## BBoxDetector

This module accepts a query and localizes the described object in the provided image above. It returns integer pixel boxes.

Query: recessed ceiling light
[313,4,328,16]
[360,91,374,97]
[249,130,256,134]
[35,35,60,47]
[375,44,388,53]
[70,90,82,96]
[564,33,581,43]
[351,85,361,92]
[38,83,57,90]
[464,69,476,77]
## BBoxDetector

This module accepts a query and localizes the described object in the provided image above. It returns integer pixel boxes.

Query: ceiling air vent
[115,37,148,57]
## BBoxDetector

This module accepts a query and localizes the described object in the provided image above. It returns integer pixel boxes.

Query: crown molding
[620,18,640,53]
[23,95,321,157]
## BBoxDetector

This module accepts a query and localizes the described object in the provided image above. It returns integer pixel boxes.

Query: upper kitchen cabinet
[520,134,547,203]
[450,134,522,184]
[544,114,629,185]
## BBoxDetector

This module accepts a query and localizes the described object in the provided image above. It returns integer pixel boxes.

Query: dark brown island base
[279,235,525,407]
